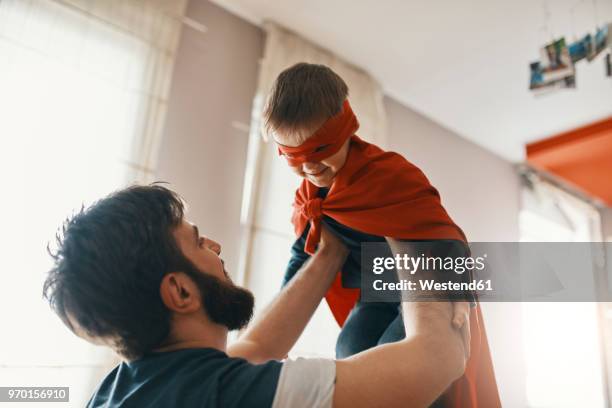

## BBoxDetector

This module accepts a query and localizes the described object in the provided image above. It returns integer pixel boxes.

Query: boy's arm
[282,228,311,287]
[227,227,348,364]
[333,238,470,408]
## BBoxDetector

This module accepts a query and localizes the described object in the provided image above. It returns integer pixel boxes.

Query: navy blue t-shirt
[87,348,281,408]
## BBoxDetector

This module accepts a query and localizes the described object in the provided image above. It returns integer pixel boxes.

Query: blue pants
[335,301,405,358]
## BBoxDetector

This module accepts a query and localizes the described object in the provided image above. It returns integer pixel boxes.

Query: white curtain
[0,0,186,405]
[519,170,607,408]
[237,22,387,357]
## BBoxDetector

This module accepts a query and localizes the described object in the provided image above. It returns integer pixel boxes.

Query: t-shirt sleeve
[272,358,336,408]
[218,359,283,407]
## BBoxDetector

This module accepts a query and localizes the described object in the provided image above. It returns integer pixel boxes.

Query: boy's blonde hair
[263,63,348,143]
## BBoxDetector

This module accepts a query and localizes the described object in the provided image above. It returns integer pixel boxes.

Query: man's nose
[207,239,222,255]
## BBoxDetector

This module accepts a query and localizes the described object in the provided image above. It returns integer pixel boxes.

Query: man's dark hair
[263,62,348,135]
[43,184,191,360]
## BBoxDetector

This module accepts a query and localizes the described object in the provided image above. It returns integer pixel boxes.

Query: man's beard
[185,264,254,331]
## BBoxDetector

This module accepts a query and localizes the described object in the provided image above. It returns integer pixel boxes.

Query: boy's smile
[304,166,332,186]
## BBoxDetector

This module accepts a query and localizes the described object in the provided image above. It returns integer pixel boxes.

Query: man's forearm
[390,237,467,392]
[334,302,465,408]
[233,248,344,362]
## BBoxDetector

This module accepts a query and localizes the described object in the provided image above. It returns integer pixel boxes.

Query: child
[263,62,500,408]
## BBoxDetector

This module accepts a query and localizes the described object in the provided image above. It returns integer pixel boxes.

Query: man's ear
[159,272,201,314]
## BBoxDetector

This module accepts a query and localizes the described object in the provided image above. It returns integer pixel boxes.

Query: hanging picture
[568,34,592,63]
[529,61,546,89]
[539,37,575,82]
[590,24,610,60]
[606,53,611,77]
[529,61,575,92]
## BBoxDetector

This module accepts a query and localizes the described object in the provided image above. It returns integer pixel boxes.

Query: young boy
[263,63,500,408]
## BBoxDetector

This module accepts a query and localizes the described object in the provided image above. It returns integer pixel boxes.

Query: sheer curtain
[519,171,607,408]
[237,22,387,357]
[0,0,186,405]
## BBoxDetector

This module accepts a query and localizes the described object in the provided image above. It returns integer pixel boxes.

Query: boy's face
[274,122,351,188]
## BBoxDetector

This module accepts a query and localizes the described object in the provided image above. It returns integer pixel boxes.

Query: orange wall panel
[526,117,612,205]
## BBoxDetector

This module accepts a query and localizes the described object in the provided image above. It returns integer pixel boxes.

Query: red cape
[291,135,501,408]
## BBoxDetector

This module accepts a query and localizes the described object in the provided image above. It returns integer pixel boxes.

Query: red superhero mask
[276,100,359,166]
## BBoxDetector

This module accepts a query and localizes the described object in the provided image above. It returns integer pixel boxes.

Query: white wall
[385,97,520,241]
[156,0,264,276]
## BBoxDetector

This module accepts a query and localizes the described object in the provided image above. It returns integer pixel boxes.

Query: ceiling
[212,0,612,162]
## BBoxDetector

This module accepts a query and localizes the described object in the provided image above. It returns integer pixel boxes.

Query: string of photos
[529,0,611,94]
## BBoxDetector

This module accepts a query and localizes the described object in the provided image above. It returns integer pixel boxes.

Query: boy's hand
[452,302,471,360]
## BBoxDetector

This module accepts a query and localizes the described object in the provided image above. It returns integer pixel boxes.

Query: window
[520,180,606,408]
[0,0,184,405]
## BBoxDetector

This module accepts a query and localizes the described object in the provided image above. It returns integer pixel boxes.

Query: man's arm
[333,303,466,408]
[227,227,348,364]
[333,238,469,408]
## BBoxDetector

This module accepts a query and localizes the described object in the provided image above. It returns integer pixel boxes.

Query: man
[44,184,469,407]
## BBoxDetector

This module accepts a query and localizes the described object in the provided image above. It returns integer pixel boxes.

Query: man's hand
[319,224,349,259]
[452,302,471,361]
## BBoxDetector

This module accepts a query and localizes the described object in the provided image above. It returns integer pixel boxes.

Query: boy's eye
[314,144,330,152]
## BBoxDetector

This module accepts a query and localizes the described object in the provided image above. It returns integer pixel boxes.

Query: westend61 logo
[372,253,487,275]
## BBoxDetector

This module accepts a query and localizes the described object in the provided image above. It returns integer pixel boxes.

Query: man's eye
[314,144,330,152]
[198,237,205,248]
